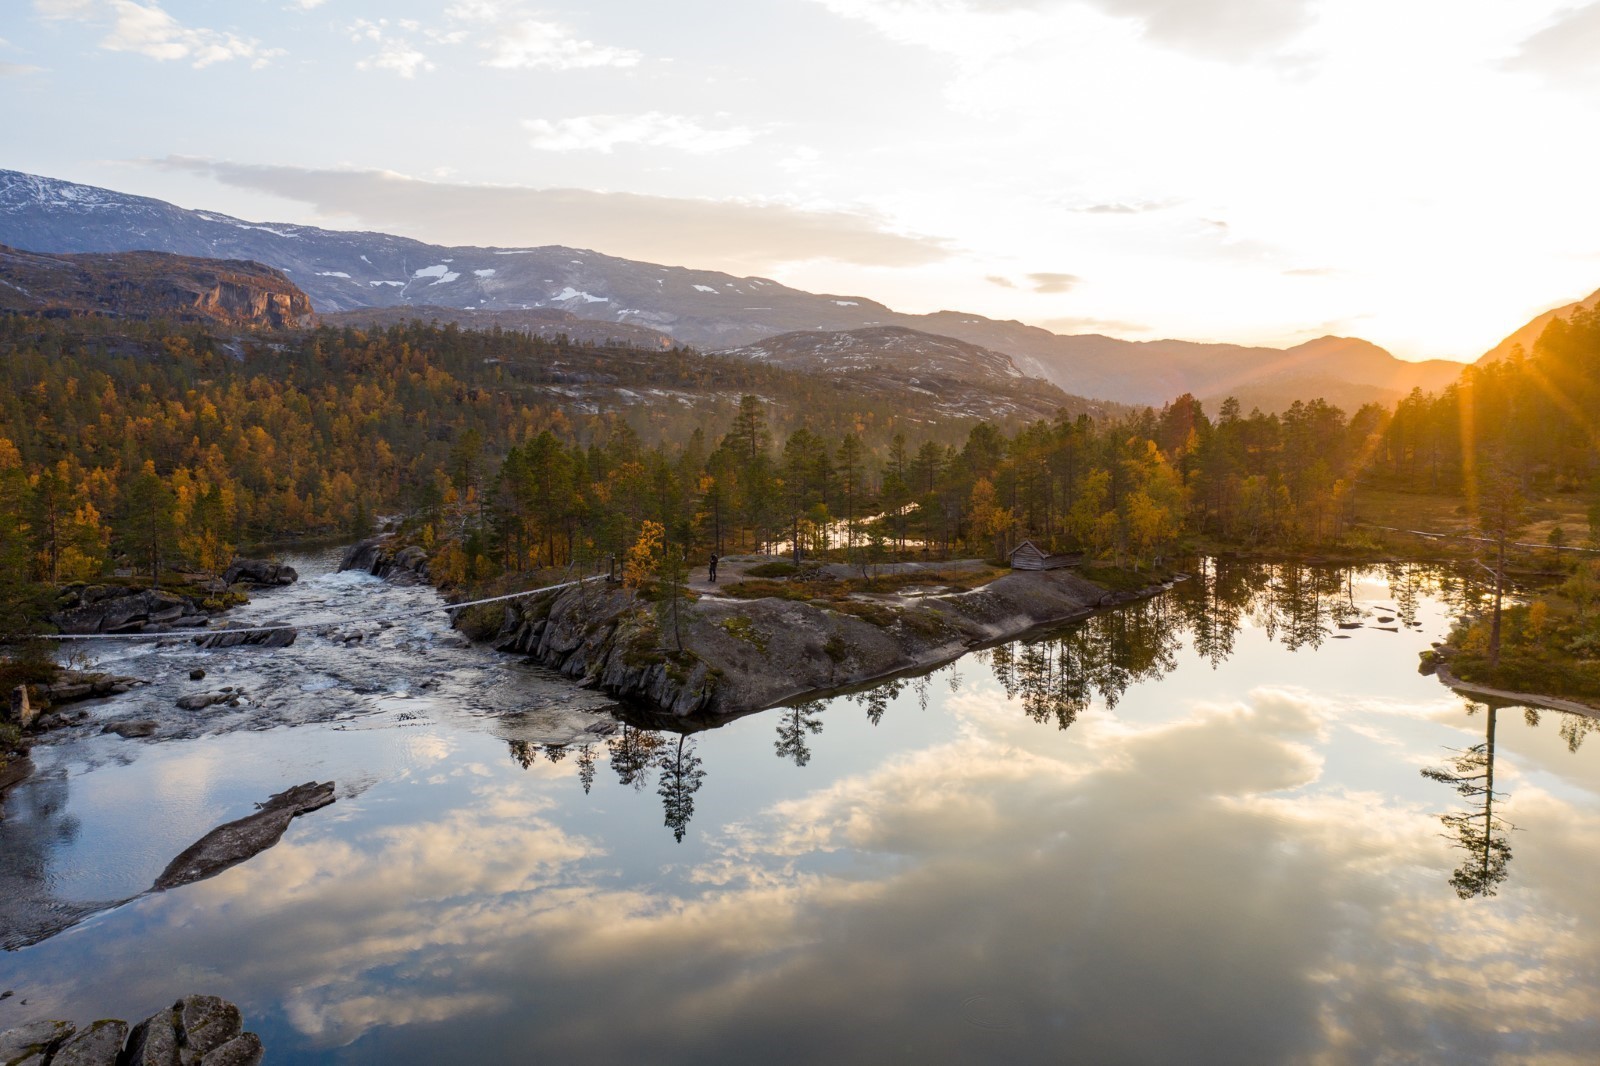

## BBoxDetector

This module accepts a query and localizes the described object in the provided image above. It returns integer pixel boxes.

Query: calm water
[3,559,1599,1064]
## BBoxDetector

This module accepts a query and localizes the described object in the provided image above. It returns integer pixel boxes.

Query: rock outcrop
[0,996,262,1066]
[49,586,211,635]
[339,537,429,585]
[487,568,1142,720]
[0,243,312,329]
[219,559,298,587]
[27,670,144,708]
[153,780,335,891]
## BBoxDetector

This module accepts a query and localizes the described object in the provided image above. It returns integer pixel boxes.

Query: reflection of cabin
[1008,540,1083,571]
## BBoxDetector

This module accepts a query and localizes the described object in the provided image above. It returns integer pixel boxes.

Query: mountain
[0,168,1461,411]
[317,305,675,350]
[0,243,311,328]
[1479,286,1600,365]
[718,326,1121,422]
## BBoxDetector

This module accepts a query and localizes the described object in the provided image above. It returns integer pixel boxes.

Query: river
[2,555,1598,1063]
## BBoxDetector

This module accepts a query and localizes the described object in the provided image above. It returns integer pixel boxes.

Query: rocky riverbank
[479,561,1170,720]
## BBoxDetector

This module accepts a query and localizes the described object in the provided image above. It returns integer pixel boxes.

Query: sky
[5,0,1600,362]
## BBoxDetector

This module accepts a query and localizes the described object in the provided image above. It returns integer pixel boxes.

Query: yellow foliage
[625,520,665,589]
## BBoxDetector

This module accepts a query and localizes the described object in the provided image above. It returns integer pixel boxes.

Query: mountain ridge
[1,168,1464,410]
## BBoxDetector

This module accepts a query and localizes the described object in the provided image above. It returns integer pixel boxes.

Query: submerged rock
[153,780,335,891]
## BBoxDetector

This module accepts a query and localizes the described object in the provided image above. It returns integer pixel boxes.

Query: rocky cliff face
[485,567,1143,721]
[0,244,313,328]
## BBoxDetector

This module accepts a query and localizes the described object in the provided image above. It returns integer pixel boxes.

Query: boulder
[176,995,243,1064]
[50,588,200,635]
[175,692,237,711]
[0,1001,259,1066]
[0,1020,75,1065]
[339,537,428,585]
[103,719,159,738]
[52,1019,128,1066]
[153,781,336,891]
[220,560,298,587]
[191,624,296,650]
[123,1006,180,1066]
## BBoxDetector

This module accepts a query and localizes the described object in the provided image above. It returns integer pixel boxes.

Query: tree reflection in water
[658,734,706,843]
[1422,705,1515,898]
[775,701,825,767]
[499,562,1528,848]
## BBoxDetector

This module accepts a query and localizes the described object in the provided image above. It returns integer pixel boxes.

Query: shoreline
[1433,662,1600,720]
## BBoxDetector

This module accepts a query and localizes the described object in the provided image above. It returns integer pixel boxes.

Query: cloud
[482,19,640,70]
[1282,266,1341,278]
[1080,0,1315,61]
[149,157,952,272]
[0,62,43,77]
[523,113,758,154]
[291,0,327,8]
[985,274,1016,288]
[1076,198,1178,214]
[1026,270,1080,293]
[1039,315,1152,334]
[350,20,435,78]
[40,0,281,67]
[808,0,1312,61]
[1505,3,1600,88]
[31,0,96,17]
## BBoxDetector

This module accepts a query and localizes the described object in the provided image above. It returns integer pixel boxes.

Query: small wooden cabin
[1008,540,1083,571]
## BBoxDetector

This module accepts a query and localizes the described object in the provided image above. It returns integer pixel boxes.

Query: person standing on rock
[708,553,719,583]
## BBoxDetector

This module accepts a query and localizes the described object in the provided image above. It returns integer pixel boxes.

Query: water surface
[3,560,1598,1064]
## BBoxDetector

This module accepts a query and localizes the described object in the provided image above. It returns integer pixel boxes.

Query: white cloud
[523,112,758,154]
[31,0,97,18]
[1505,2,1600,88]
[45,0,281,67]
[290,0,327,9]
[350,18,434,78]
[483,19,640,70]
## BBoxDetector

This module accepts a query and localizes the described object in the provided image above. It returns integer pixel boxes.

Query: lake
[3,557,1598,1063]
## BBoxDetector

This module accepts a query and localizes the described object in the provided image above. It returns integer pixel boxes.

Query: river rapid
[3,556,1599,1064]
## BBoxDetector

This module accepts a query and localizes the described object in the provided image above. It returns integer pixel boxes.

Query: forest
[0,305,1597,696]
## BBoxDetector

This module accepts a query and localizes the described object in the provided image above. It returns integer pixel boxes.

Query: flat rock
[153,781,335,891]
[52,1019,128,1066]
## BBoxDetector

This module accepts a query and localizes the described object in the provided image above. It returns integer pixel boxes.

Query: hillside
[718,326,1121,422]
[1,168,1460,411]
[317,304,675,350]
[0,244,311,328]
[1479,286,1600,365]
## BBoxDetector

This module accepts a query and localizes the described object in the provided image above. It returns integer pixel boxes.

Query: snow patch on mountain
[553,287,608,304]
